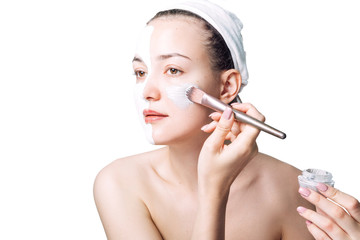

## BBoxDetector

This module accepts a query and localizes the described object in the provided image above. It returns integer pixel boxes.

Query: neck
[165,132,208,192]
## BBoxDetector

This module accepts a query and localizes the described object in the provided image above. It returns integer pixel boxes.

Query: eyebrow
[132,56,143,63]
[132,53,191,63]
[157,53,191,61]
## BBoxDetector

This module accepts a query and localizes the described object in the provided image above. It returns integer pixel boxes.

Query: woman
[94,0,359,239]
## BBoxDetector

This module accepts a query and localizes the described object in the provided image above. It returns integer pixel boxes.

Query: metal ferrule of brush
[202,94,286,139]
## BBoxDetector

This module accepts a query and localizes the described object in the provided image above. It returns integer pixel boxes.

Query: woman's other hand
[297,184,360,239]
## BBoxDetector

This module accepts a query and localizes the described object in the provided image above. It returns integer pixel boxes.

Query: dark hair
[148,9,234,72]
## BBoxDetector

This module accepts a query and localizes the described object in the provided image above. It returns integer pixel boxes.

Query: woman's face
[133,17,221,145]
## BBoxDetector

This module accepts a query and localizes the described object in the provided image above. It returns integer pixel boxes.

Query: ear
[219,69,242,104]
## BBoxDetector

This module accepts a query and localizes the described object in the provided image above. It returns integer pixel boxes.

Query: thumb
[205,107,234,152]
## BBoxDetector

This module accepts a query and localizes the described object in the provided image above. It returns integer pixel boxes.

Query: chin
[151,134,177,146]
[151,129,204,146]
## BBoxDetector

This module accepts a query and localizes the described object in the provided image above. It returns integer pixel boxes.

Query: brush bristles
[185,86,204,104]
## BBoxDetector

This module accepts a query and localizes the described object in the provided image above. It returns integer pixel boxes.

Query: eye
[166,68,182,76]
[134,70,147,79]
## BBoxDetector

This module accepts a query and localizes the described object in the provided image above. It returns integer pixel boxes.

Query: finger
[202,121,240,142]
[210,111,248,137]
[297,206,350,240]
[230,117,242,136]
[201,121,218,133]
[204,107,234,153]
[202,112,221,133]
[317,183,360,223]
[299,187,360,237]
[231,103,266,123]
[229,103,264,146]
[215,111,241,138]
[225,131,237,142]
[305,220,332,240]
[212,105,261,139]
[209,112,221,121]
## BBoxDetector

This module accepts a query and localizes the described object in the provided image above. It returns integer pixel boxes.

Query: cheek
[165,83,195,109]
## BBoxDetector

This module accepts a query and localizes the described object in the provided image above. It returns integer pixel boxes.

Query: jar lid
[298,168,335,192]
[302,168,333,182]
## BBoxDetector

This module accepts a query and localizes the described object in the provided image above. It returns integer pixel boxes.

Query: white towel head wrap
[164,0,249,91]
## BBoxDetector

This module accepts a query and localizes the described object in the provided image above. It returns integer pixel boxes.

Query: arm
[93,166,163,240]
[192,103,263,240]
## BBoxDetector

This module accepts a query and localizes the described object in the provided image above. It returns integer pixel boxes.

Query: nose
[142,73,161,101]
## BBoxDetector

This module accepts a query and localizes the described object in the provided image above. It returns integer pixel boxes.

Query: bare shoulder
[93,148,165,239]
[254,152,302,188]
[248,152,315,239]
[249,152,310,206]
[93,147,168,207]
[94,147,166,189]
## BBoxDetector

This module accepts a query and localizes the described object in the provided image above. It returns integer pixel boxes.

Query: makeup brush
[185,86,286,139]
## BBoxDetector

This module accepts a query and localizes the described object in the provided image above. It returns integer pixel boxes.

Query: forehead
[135,17,208,61]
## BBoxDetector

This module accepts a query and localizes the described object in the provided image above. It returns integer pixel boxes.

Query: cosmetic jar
[298,168,335,192]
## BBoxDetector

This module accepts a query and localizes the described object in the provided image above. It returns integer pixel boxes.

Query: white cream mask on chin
[133,26,155,144]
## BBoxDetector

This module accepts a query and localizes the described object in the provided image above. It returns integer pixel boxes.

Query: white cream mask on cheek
[134,82,154,144]
[133,26,154,144]
[165,83,195,109]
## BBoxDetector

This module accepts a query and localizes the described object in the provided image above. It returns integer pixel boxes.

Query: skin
[94,16,315,239]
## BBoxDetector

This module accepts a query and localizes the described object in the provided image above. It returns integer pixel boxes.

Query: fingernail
[299,187,311,197]
[297,206,307,214]
[223,107,233,120]
[201,124,208,131]
[316,183,328,192]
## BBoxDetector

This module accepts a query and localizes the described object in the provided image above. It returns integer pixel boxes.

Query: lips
[143,109,168,124]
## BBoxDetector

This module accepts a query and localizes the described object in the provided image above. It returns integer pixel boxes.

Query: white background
[0,0,359,239]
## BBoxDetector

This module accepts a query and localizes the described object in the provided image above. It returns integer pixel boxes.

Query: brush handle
[202,94,286,139]
[232,109,286,139]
